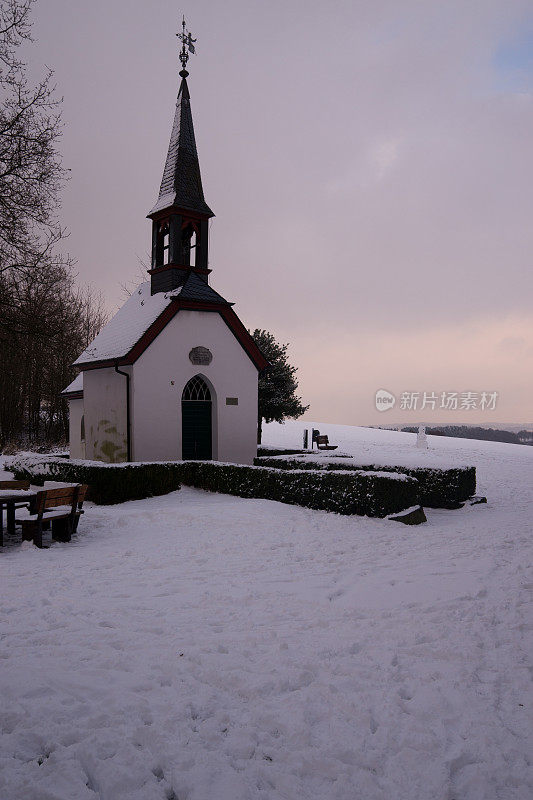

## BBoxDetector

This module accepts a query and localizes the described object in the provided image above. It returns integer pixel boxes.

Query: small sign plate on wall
[226,397,238,405]
[189,346,213,366]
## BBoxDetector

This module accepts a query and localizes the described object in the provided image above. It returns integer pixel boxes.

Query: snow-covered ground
[1,422,532,800]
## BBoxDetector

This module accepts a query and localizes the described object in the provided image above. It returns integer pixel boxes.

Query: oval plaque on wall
[189,346,213,366]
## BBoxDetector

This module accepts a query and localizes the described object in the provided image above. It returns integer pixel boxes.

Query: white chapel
[62,31,267,465]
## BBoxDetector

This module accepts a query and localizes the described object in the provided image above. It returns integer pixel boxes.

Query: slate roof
[149,76,214,218]
[179,272,231,305]
[154,268,230,304]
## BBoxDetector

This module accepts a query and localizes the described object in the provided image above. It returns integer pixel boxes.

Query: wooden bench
[0,480,31,546]
[20,485,88,548]
[0,479,30,498]
[315,435,338,451]
[0,480,30,489]
[0,480,31,514]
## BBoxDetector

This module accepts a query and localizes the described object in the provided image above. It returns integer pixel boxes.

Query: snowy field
[1,422,532,800]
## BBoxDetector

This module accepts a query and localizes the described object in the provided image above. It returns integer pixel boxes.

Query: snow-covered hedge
[256,446,307,457]
[9,456,182,505]
[177,461,418,518]
[254,455,476,508]
[9,456,420,518]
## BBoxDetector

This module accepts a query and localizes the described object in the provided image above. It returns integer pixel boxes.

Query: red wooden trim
[219,307,269,371]
[181,219,199,234]
[147,206,213,222]
[147,265,211,276]
[77,300,268,372]
[126,301,181,362]
[175,300,227,311]
[170,301,268,369]
[78,359,130,371]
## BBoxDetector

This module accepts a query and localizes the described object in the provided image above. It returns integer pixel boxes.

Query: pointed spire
[148,71,214,218]
[148,20,213,219]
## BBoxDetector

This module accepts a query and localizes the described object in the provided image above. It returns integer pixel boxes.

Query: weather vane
[177,16,196,75]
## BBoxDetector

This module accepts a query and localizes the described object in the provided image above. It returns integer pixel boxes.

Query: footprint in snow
[398,687,413,700]
[152,765,164,782]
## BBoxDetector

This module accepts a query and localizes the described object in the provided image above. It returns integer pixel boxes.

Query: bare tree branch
[0,0,108,448]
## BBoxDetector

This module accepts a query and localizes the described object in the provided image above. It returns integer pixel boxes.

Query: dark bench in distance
[315,435,338,451]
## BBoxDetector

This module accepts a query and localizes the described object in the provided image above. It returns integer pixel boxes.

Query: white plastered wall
[68,397,85,459]
[131,310,258,464]
[82,367,130,462]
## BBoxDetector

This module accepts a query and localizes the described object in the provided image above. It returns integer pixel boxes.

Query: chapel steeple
[147,18,214,295]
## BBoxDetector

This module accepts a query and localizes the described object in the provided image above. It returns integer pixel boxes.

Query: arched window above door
[182,375,211,402]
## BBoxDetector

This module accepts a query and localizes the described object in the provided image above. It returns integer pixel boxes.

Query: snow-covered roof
[61,373,83,395]
[74,272,233,367]
[74,282,178,366]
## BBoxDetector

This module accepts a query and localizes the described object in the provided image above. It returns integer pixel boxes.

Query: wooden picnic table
[0,489,38,546]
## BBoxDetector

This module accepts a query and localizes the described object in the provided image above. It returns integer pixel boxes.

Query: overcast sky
[28,0,533,425]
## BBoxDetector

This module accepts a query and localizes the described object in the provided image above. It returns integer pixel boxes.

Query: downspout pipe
[114,362,131,461]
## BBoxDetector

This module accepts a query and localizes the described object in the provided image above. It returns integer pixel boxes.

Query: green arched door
[181,376,212,460]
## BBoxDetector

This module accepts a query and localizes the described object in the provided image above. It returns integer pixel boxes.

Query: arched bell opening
[181,221,198,267]
[153,219,171,267]
[181,375,213,460]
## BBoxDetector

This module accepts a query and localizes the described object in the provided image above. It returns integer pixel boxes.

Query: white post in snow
[417,425,428,449]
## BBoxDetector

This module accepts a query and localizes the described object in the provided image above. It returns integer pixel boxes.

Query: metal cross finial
[177,16,196,76]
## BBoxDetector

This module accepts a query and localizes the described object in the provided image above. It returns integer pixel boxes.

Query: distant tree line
[0,1,106,450]
[401,426,530,445]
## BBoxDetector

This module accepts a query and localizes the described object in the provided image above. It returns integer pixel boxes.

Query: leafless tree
[0,1,107,448]
[0,0,71,283]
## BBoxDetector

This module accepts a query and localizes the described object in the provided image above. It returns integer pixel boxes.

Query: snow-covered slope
[264,419,532,502]
[1,424,532,800]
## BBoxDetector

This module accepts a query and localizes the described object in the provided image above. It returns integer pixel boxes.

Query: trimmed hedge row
[177,461,419,517]
[256,447,307,458]
[254,456,476,508]
[9,456,420,517]
[9,457,182,505]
